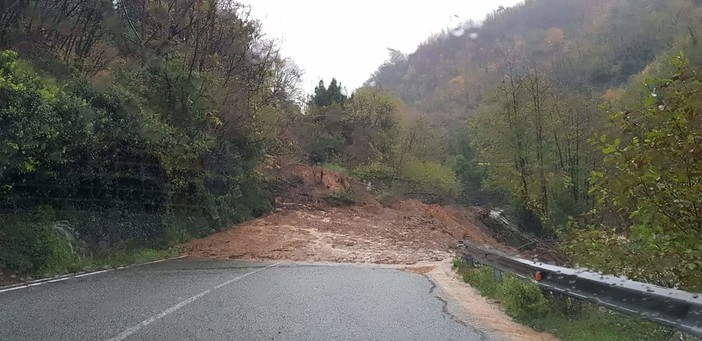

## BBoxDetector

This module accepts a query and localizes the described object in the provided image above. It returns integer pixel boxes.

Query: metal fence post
[464,254,476,267]
[494,269,503,283]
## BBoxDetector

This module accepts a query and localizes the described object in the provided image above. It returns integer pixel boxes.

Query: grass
[1,247,180,286]
[452,259,693,341]
[38,247,180,280]
[0,208,189,284]
[86,247,180,271]
[320,163,349,175]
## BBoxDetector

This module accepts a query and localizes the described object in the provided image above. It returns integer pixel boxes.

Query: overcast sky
[239,0,524,93]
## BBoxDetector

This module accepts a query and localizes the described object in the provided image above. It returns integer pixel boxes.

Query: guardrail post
[494,269,503,283]
[464,254,476,267]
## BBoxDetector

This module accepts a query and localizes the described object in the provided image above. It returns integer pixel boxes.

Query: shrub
[547,293,584,317]
[162,214,195,246]
[400,160,459,203]
[0,208,78,274]
[462,266,500,297]
[320,163,349,175]
[354,162,394,183]
[324,189,355,206]
[454,261,677,341]
[0,50,273,276]
[496,276,550,320]
[457,264,554,320]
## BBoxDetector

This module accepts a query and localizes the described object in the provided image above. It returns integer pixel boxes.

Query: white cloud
[240,0,523,93]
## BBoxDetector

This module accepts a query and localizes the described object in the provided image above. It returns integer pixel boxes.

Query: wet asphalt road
[0,258,489,341]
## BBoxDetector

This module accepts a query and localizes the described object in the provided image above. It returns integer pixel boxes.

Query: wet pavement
[0,258,490,341]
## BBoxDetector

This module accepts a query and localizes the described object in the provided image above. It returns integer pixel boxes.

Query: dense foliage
[289,80,458,204]
[0,0,301,274]
[370,0,702,289]
[567,54,702,290]
[454,260,676,340]
[3,0,702,294]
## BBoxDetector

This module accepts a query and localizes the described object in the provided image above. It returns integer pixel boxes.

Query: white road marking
[0,255,189,294]
[104,262,282,341]
[0,286,24,294]
[74,269,112,278]
[0,279,61,293]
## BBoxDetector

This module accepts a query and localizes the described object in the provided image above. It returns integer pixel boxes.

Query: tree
[345,87,400,164]
[0,0,302,273]
[569,54,702,289]
[312,78,347,107]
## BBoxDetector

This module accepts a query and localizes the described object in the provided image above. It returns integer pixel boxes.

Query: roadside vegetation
[0,0,459,280]
[452,259,689,341]
[2,5,702,331]
[0,0,297,278]
[0,207,178,282]
[370,0,702,292]
[289,80,460,205]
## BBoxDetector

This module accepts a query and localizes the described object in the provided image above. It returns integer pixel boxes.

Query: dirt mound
[182,196,507,264]
[182,163,511,264]
[386,199,498,246]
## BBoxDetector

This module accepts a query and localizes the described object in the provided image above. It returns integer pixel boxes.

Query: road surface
[0,258,490,340]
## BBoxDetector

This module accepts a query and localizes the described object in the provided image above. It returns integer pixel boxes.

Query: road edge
[0,255,188,294]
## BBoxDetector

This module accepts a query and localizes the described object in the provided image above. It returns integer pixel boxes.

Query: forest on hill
[0,0,303,274]
[368,0,702,290]
[1,0,702,295]
[0,0,460,277]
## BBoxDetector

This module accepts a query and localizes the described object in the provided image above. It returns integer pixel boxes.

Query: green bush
[162,214,196,246]
[354,160,459,204]
[496,275,550,320]
[454,261,680,341]
[354,162,394,183]
[400,160,459,203]
[458,266,571,321]
[0,209,79,274]
[460,264,500,297]
[320,163,349,175]
[0,50,273,276]
[376,190,401,207]
[547,292,584,317]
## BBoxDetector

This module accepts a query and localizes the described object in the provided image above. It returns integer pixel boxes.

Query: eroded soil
[182,199,507,264]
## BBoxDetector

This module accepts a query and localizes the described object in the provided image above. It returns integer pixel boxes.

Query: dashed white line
[104,262,283,341]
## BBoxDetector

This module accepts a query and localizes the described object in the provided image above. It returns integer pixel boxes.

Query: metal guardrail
[458,241,702,337]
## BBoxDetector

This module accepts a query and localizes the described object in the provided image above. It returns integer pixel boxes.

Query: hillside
[2,1,700,340]
[0,0,302,278]
[368,0,702,290]
[2,0,701,295]
[372,0,702,115]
